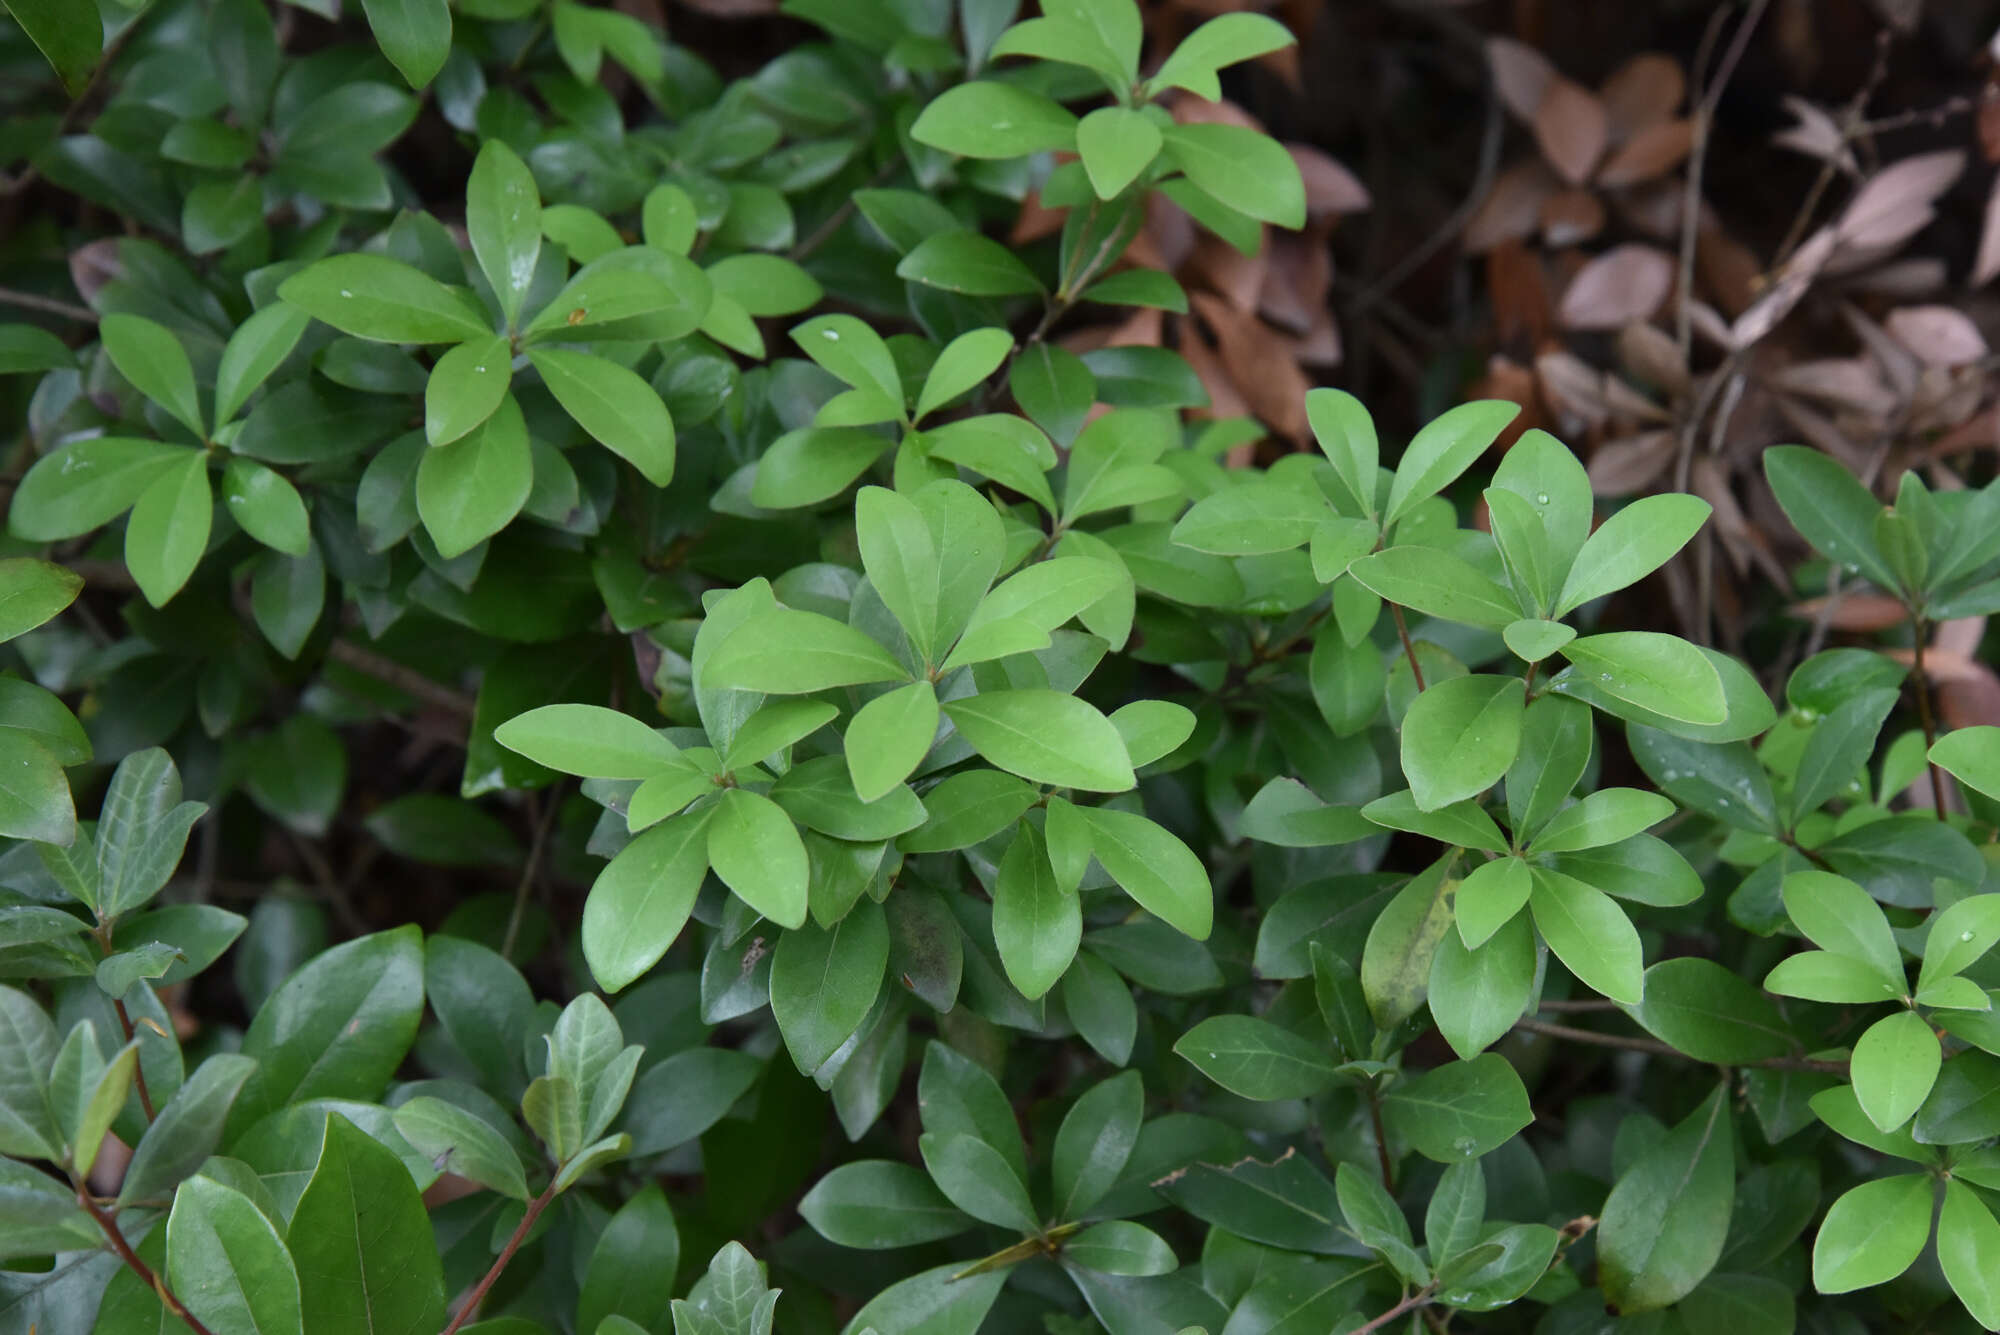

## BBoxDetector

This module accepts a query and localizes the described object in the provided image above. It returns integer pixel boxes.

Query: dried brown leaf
[1598,54,1685,141]
[1976,173,2000,287]
[1609,178,1687,240]
[1534,78,1610,186]
[1535,349,1612,430]
[1191,292,1310,440]
[1835,150,1965,252]
[1257,230,1328,333]
[68,239,121,306]
[1772,96,1857,173]
[1189,232,1269,314]
[1290,145,1371,217]
[1790,593,1913,631]
[1557,243,1673,330]
[1696,223,1762,318]
[1586,430,1676,495]
[1840,302,1922,400]
[1596,119,1695,187]
[1837,258,1949,299]
[1487,36,1557,124]
[1465,160,1561,253]
[1617,322,1689,397]
[1886,305,1988,367]
[1540,188,1606,247]
[1768,357,1899,417]
[1728,225,1834,348]
[1487,241,1552,348]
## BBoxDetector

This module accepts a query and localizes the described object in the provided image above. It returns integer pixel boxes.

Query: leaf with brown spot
[1556,243,1672,329]
[1534,79,1609,186]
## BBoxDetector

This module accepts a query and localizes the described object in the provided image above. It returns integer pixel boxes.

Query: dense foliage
[3,1,2000,1333]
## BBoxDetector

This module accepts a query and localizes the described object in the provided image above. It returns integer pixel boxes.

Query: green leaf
[124,451,212,607]
[1503,618,1574,662]
[579,1183,680,1335]
[119,1053,257,1206]
[1763,950,1906,1005]
[289,1112,447,1330]
[1920,893,2000,993]
[923,414,1060,514]
[1428,912,1536,1059]
[772,901,889,1073]
[529,347,677,487]
[705,605,908,693]
[1381,1053,1534,1162]
[1453,856,1531,949]
[360,0,450,86]
[918,1041,1028,1181]
[0,557,81,643]
[707,254,822,317]
[1528,788,1672,854]
[1237,777,1375,848]
[842,1263,1006,1335]
[919,1130,1040,1233]
[1781,870,1905,986]
[0,730,74,845]
[992,822,1080,1001]
[1170,481,1327,555]
[1051,1069,1140,1221]
[1076,107,1163,199]
[100,313,205,439]
[391,1096,529,1199]
[801,1160,973,1249]
[415,392,533,558]
[1791,687,1899,821]
[1939,1179,2000,1330]
[1625,958,1796,1064]
[1161,123,1305,229]
[897,231,1043,296]
[8,437,182,541]
[856,485,944,656]
[943,690,1134,792]
[1763,445,1899,594]
[1175,1014,1339,1101]
[2,0,100,93]
[424,333,511,447]
[1934,726,2000,802]
[1400,674,1524,811]
[1554,494,1710,615]
[220,458,310,557]
[0,321,73,374]
[584,808,711,992]
[911,81,1078,158]
[1597,1083,1734,1314]
[1150,12,1294,101]
[229,926,423,1135]
[1153,1151,1347,1254]
[466,139,541,328]
[278,254,489,343]
[1346,546,1519,629]
[1071,1230,1194,1290]
[751,426,889,510]
[1558,632,1726,726]
[708,788,809,929]
[1628,724,1779,833]
[97,748,206,917]
[916,328,1013,422]
[1851,1010,1939,1133]
[1811,1173,1933,1293]
[1382,400,1520,527]
[792,314,902,406]
[846,681,939,802]
[166,1174,303,1335]
[496,704,684,779]
[1530,868,1643,1005]
[1081,805,1213,939]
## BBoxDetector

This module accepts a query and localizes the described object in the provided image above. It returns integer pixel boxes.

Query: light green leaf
[1082,806,1213,940]
[993,822,1080,1001]
[1933,726,2000,802]
[1920,893,2000,993]
[1170,481,1327,555]
[424,333,511,446]
[166,1174,303,1335]
[1529,788,1672,853]
[360,0,451,86]
[708,788,808,929]
[1161,123,1305,229]
[772,901,889,1073]
[1401,674,1524,811]
[584,807,711,992]
[3,0,101,93]
[897,231,1043,297]
[1781,870,1905,986]
[1149,12,1294,101]
[1851,1010,1939,1132]
[910,81,1078,158]
[800,1160,973,1249]
[415,392,532,557]
[1382,400,1520,527]
[392,1096,530,1199]
[916,328,1013,422]
[1454,855,1531,949]
[942,690,1135,792]
[220,458,310,557]
[494,703,683,779]
[466,139,541,328]
[1597,1083,1734,1313]
[1554,494,1710,615]
[1530,868,1642,1004]
[1558,632,1726,726]
[1763,445,1899,594]
[704,606,908,693]
[100,313,205,439]
[1811,1174,1933,1293]
[1346,546,1519,629]
[1077,107,1163,199]
[1939,1179,2000,1330]
[278,254,489,343]
[1380,1052,1533,1162]
[1429,911,1536,1059]
[0,557,82,643]
[523,247,711,343]
[124,451,211,607]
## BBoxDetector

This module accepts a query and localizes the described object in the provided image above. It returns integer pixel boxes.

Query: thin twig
[0,286,97,323]
[324,639,476,721]
[1911,619,1949,820]
[789,156,901,262]
[1366,1081,1396,1194]
[109,998,157,1121]
[1353,1286,1439,1335]
[1533,998,1621,1013]
[501,786,562,962]
[440,1179,560,1335]
[1390,604,1426,692]
[1512,1016,1846,1074]
[75,1183,217,1335]
[1675,0,1771,368]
